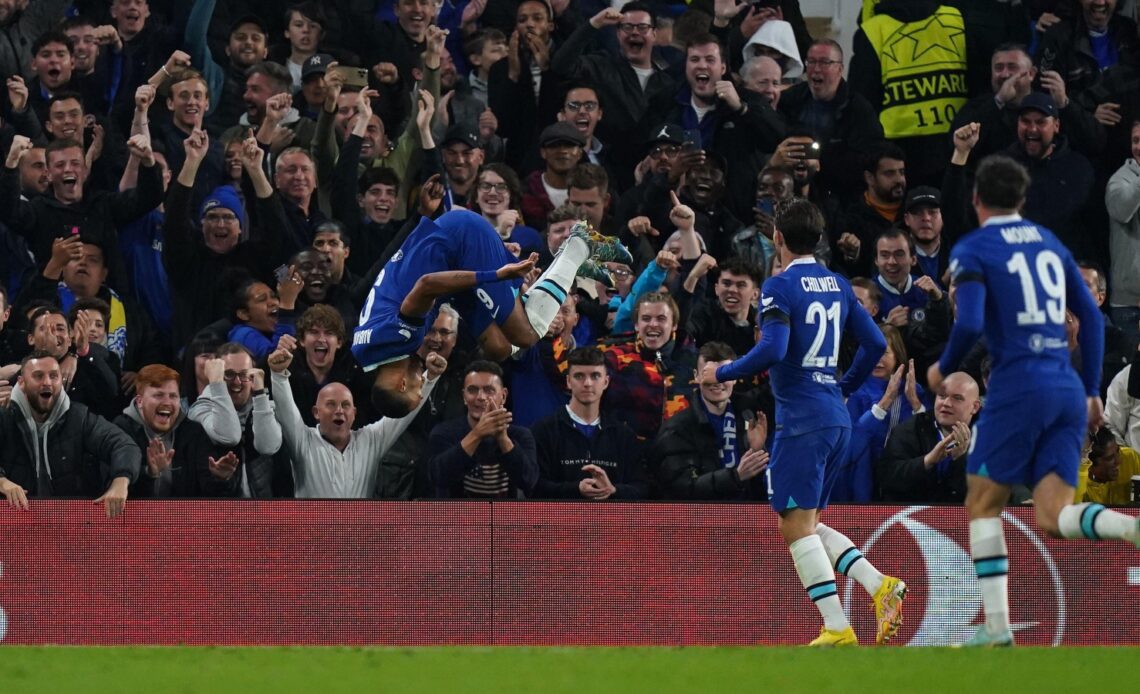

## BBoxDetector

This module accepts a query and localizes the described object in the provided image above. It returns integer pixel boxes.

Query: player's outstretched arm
[839,303,888,397]
[709,313,791,383]
[400,254,538,317]
[932,280,986,388]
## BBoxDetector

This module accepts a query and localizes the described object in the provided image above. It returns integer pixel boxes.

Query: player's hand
[736,448,770,481]
[1087,396,1105,431]
[926,363,944,392]
[94,477,129,518]
[878,364,905,411]
[698,361,721,385]
[579,464,616,500]
[208,451,239,481]
[424,351,448,378]
[0,477,29,511]
[914,275,943,301]
[496,253,538,280]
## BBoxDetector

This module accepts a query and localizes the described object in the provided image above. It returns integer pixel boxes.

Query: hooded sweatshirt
[741,20,804,79]
[11,384,70,496]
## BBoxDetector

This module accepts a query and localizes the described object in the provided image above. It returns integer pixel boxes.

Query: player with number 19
[929,155,1140,648]
[700,199,907,647]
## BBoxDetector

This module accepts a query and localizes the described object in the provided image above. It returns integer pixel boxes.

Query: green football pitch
[1,646,1134,693]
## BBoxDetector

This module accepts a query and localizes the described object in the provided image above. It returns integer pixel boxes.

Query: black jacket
[838,196,898,278]
[550,22,680,190]
[651,393,766,501]
[877,411,967,503]
[114,412,229,498]
[0,393,139,497]
[681,299,757,357]
[487,53,566,175]
[162,181,292,349]
[376,361,467,499]
[428,416,538,498]
[0,162,163,287]
[1036,11,1140,98]
[530,407,647,500]
[777,79,885,204]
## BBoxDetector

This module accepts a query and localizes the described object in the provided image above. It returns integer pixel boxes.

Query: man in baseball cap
[903,186,945,282]
[1016,92,1059,160]
[441,124,485,206]
[298,53,335,117]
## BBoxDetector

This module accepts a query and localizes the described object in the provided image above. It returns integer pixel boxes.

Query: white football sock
[1057,502,1137,540]
[521,235,588,337]
[969,517,1010,635]
[816,522,886,596]
[789,534,849,631]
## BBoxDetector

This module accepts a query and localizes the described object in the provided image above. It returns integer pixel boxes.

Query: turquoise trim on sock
[974,556,1008,578]
[1080,503,1105,540]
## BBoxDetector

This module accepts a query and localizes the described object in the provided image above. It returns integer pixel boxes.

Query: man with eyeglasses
[557,84,611,170]
[164,128,293,349]
[551,1,679,190]
[188,341,289,498]
[777,39,884,203]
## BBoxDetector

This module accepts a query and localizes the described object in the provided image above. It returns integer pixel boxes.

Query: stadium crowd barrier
[1,501,1136,646]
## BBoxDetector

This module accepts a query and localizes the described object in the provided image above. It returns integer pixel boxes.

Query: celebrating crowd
[1,0,1139,515]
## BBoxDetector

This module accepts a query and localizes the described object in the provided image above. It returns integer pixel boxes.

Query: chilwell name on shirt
[800,276,840,293]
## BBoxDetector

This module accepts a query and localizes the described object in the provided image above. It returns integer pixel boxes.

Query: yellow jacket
[1075,446,1140,505]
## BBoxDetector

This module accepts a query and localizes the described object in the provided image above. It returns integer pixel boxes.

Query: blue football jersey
[763,258,859,437]
[351,210,513,368]
[948,215,1086,392]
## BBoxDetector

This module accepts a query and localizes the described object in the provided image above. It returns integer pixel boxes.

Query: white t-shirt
[542,174,568,208]
[632,65,653,91]
[690,95,715,122]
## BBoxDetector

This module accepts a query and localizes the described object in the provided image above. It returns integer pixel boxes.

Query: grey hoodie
[122,401,186,496]
[11,385,70,496]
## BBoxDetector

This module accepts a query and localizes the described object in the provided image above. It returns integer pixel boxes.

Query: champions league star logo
[842,506,1066,646]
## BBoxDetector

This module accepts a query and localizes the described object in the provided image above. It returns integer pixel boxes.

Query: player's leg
[771,430,855,646]
[814,428,907,643]
[1026,386,1139,543]
[514,223,632,343]
[962,473,1016,647]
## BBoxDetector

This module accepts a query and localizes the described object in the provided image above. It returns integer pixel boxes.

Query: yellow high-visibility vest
[863,5,968,139]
